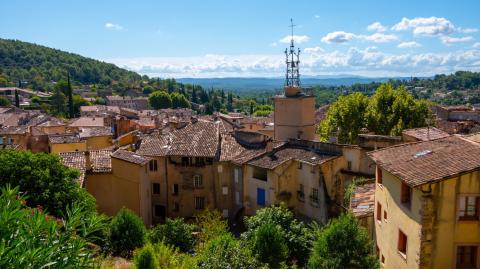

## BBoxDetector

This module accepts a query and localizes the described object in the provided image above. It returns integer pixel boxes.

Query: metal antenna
[285,18,301,88]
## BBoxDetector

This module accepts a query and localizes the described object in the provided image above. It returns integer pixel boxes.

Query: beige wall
[274,96,316,141]
[375,168,426,269]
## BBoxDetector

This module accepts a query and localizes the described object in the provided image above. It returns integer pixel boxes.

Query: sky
[1,0,480,78]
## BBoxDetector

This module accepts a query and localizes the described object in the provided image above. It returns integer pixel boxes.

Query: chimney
[266,139,274,152]
[85,151,92,172]
[191,116,198,124]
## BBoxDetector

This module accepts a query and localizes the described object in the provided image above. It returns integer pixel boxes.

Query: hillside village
[2,32,480,268]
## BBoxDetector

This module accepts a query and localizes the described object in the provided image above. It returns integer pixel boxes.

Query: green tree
[50,88,67,116]
[134,243,158,269]
[0,149,96,217]
[0,96,10,106]
[171,92,191,108]
[109,207,146,257]
[242,204,314,266]
[196,234,259,269]
[318,92,369,144]
[72,95,90,115]
[0,186,96,268]
[149,218,196,252]
[308,213,379,269]
[149,91,172,109]
[143,85,155,95]
[196,209,229,244]
[249,223,288,269]
[14,89,20,107]
[67,73,74,118]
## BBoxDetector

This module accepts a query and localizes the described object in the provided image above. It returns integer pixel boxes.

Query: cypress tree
[15,80,20,107]
[67,73,74,118]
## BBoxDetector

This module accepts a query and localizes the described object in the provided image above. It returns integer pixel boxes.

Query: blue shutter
[257,188,266,206]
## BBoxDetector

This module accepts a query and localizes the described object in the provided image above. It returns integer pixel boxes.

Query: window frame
[152,182,160,195]
[377,202,382,222]
[194,196,205,210]
[193,174,203,188]
[397,229,408,259]
[456,245,478,268]
[400,182,412,209]
[458,195,480,221]
[376,165,383,185]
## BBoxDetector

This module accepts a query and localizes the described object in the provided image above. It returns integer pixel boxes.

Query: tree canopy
[308,213,379,269]
[148,91,173,109]
[319,84,431,144]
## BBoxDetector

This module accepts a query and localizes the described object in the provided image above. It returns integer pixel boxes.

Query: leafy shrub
[109,207,146,257]
[308,213,379,269]
[148,218,195,252]
[0,185,95,268]
[134,243,158,269]
[196,234,259,269]
[249,223,288,269]
[242,204,314,266]
[0,149,96,218]
[195,209,229,244]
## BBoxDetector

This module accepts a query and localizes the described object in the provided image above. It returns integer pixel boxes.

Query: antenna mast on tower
[285,18,301,87]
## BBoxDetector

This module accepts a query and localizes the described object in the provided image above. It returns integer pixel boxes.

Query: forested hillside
[0,38,142,91]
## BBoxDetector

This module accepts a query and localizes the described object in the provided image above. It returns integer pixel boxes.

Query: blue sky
[1,0,480,78]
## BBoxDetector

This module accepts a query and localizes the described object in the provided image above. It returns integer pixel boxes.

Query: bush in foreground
[109,207,146,257]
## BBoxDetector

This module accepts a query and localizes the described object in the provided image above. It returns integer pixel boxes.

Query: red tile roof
[350,182,375,217]
[368,136,480,187]
[402,127,450,141]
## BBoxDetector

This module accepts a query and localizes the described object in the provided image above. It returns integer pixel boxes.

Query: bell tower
[273,19,316,141]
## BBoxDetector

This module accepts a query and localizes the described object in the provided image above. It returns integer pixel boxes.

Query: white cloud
[441,36,473,45]
[314,15,320,19]
[473,42,480,49]
[105,23,123,31]
[367,22,386,32]
[361,33,398,43]
[392,17,455,36]
[279,35,310,44]
[105,49,480,78]
[459,27,479,33]
[304,47,324,53]
[397,41,422,48]
[321,31,356,43]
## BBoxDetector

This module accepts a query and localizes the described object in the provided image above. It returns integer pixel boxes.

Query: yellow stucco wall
[50,142,87,153]
[429,171,480,269]
[274,96,316,141]
[85,135,112,150]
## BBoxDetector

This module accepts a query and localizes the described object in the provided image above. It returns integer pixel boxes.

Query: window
[459,196,480,221]
[377,166,383,185]
[377,202,382,222]
[193,175,203,188]
[154,205,165,218]
[222,209,229,218]
[234,168,240,184]
[149,160,158,172]
[298,162,303,169]
[152,183,160,195]
[257,188,266,206]
[384,210,388,221]
[456,246,478,268]
[253,167,267,181]
[398,230,408,257]
[401,182,412,207]
[195,197,205,210]
[298,184,305,202]
[381,255,385,264]
[173,184,179,195]
[376,245,380,257]
[347,161,352,171]
[310,188,319,204]
[222,186,228,195]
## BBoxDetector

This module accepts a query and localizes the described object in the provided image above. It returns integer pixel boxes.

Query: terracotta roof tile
[78,127,112,138]
[168,120,220,158]
[112,149,150,165]
[248,146,340,170]
[90,150,112,172]
[137,133,171,156]
[48,134,81,144]
[69,117,106,127]
[368,136,480,187]
[402,127,450,141]
[350,182,375,217]
[59,151,86,185]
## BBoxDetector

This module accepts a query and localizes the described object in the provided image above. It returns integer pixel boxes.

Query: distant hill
[0,38,142,91]
[177,76,409,92]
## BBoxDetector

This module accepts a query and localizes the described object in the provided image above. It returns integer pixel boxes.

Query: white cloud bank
[398,41,422,48]
[441,36,473,45]
[367,22,387,32]
[392,16,455,36]
[105,49,480,78]
[105,23,123,31]
[321,31,397,43]
[279,35,310,44]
